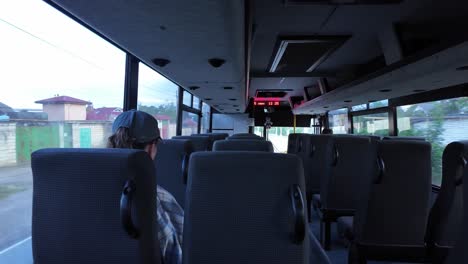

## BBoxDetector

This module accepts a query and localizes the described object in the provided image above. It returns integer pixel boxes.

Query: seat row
[30,144,328,263]
[287,133,468,263]
[162,133,272,208]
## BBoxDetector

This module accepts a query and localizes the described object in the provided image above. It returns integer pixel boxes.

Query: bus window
[137,63,179,139]
[369,99,389,109]
[328,108,349,134]
[201,103,211,133]
[351,104,367,112]
[255,126,313,153]
[183,90,192,107]
[397,97,468,185]
[193,96,201,110]
[0,0,125,252]
[181,111,199,136]
[352,112,389,136]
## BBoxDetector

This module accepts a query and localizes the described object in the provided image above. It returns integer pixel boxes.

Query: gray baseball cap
[112,110,161,144]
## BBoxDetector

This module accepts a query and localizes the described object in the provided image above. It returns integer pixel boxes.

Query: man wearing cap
[108,110,183,264]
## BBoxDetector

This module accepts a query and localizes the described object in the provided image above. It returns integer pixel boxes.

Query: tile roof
[35,96,91,105]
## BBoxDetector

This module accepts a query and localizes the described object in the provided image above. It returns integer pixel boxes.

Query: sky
[0,0,178,109]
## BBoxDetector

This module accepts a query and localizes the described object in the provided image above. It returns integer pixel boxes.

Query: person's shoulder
[157,185,178,204]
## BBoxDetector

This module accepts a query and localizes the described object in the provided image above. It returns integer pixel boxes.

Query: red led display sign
[254,101,280,106]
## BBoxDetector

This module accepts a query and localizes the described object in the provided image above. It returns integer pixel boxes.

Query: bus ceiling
[47,0,468,115]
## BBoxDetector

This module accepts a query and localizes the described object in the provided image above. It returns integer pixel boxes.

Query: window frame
[176,87,203,135]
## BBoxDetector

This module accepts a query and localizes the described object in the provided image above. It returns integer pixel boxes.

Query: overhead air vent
[256,90,289,98]
[284,0,403,5]
[269,36,349,73]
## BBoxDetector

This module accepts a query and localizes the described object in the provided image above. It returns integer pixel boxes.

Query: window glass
[397,97,468,185]
[183,90,192,107]
[181,111,199,135]
[256,127,313,153]
[201,103,211,133]
[328,108,349,134]
[193,96,201,110]
[352,112,389,136]
[351,104,367,112]
[369,99,388,109]
[137,63,178,139]
[0,0,125,252]
[254,126,264,137]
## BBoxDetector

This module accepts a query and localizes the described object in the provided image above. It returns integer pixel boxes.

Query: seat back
[195,133,229,140]
[427,141,468,249]
[287,134,332,201]
[444,141,468,264]
[172,135,213,151]
[383,136,426,141]
[155,139,194,208]
[306,135,333,197]
[354,140,432,246]
[213,139,273,152]
[183,152,309,264]
[287,133,300,154]
[227,133,264,140]
[320,136,376,212]
[31,148,160,264]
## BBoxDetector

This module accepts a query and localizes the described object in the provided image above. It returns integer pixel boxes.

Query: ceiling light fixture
[208,58,226,68]
[379,89,392,93]
[152,58,170,67]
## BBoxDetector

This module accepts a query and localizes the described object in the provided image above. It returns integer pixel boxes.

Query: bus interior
[0,0,468,263]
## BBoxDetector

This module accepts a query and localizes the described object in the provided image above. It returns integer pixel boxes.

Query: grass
[0,184,27,200]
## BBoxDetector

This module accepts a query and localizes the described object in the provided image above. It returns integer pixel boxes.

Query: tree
[398,101,446,184]
[138,103,177,122]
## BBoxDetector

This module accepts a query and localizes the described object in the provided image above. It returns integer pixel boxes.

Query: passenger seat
[444,142,468,264]
[427,141,468,263]
[213,139,273,152]
[172,135,214,151]
[31,148,161,264]
[347,140,432,263]
[319,135,377,250]
[155,139,194,208]
[183,151,312,263]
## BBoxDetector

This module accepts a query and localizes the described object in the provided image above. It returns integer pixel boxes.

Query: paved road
[0,166,33,251]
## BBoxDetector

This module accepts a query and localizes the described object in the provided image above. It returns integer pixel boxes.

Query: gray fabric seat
[306,135,333,200]
[287,133,300,153]
[428,141,468,263]
[155,139,194,208]
[194,133,229,140]
[383,136,426,141]
[31,148,160,264]
[445,142,468,264]
[172,135,214,151]
[349,140,432,263]
[213,139,273,152]
[319,135,377,250]
[287,134,333,222]
[227,133,264,140]
[183,151,309,264]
